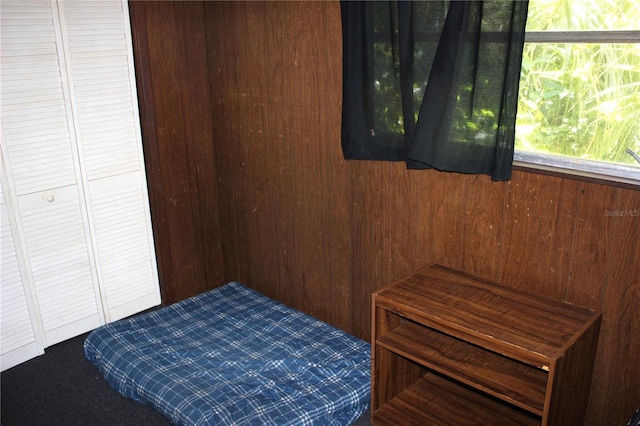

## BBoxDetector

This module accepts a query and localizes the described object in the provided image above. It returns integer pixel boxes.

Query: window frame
[515,30,640,186]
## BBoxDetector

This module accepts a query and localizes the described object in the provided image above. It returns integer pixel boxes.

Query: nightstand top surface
[374,264,601,361]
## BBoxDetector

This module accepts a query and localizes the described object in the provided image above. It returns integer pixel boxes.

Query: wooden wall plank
[128,1,174,303]
[266,1,327,312]
[233,1,291,303]
[387,165,435,282]
[348,160,393,341]
[134,1,224,302]
[323,1,353,331]
[263,1,353,324]
[589,187,640,425]
[205,1,282,302]
[461,175,507,281]
[428,171,468,271]
[565,182,616,310]
[501,172,580,298]
[204,1,236,282]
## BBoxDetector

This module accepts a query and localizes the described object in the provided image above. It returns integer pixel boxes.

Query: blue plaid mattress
[84,282,370,426]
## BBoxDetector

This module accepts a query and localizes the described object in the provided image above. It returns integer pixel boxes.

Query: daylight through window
[515,0,640,184]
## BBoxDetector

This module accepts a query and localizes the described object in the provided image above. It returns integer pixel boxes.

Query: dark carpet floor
[1,332,371,426]
[1,332,168,426]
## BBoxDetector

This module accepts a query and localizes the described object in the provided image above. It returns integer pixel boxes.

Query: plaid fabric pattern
[84,282,370,426]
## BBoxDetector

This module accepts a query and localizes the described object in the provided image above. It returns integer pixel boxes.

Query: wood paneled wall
[129,1,225,302]
[130,2,640,425]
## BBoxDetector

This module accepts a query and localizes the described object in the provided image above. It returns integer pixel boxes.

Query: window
[515,0,640,185]
[341,1,528,180]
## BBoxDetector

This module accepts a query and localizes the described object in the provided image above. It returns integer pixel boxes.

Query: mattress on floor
[84,282,371,426]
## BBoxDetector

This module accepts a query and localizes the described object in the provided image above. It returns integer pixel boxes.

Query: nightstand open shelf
[375,310,548,415]
[372,366,541,426]
[371,264,602,426]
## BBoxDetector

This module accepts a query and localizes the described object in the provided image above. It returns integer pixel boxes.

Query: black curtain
[341,1,529,181]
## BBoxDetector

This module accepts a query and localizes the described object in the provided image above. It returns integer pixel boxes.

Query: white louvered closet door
[1,0,104,352]
[0,0,160,370]
[58,1,160,322]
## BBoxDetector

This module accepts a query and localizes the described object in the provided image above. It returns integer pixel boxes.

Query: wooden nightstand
[371,264,601,425]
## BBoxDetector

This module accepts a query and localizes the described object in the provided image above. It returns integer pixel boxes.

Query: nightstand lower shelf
[373,372,541,426]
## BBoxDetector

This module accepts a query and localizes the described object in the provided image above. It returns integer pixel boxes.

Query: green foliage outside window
[516,0,640,166]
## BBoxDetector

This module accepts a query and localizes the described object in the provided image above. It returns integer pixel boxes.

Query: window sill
[513,151,640,189]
